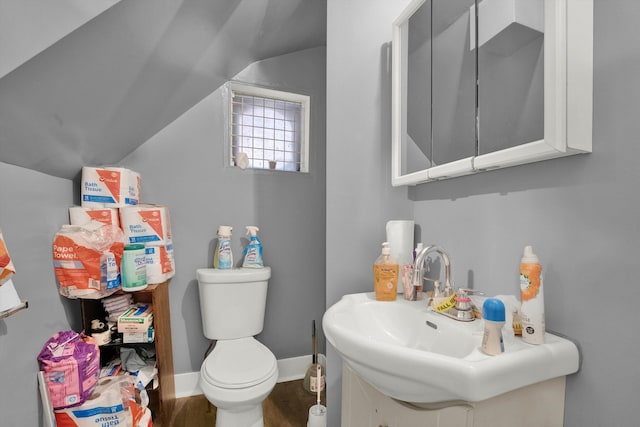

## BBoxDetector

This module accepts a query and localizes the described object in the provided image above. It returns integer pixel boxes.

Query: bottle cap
[521,245,539,263]
[218,225,233,236]
[245,226,259,236]
[483,298,506,322]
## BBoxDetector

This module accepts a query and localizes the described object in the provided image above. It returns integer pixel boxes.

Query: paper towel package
[53,225,125,299]
[0,228,16,285]
[81,166,140,208]
[120,204,172,245]
[145,242,175,284]
[69,207,120,227]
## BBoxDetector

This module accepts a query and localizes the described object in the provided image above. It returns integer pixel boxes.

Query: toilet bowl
[199,338,278,427]
[196,267,277,427]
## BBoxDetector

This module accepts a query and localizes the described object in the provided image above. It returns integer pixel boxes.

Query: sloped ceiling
[0,0,326,180]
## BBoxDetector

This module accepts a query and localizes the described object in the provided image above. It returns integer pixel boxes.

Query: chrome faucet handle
[422,276,441,297]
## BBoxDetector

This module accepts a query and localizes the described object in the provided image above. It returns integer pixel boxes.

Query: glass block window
[226,82,310,172]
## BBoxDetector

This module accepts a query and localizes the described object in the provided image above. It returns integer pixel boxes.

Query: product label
[217,240,232,269]
[310,374,325,392]
[95,169,122,203]
[121,249,146,288]
[87,210,111,224]
[373,264,398,301]
[520,263,542,301]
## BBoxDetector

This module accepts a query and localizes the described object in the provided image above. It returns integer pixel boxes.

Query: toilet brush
[307,364,327,427]
[303,320,325,394]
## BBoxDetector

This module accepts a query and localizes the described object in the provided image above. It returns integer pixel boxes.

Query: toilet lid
[203,337,277,389]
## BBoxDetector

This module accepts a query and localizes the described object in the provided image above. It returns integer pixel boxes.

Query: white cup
[307,404,327,427]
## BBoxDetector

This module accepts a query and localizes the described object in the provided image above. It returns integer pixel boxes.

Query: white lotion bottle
[481,298,505,356]
[519,245,545,344]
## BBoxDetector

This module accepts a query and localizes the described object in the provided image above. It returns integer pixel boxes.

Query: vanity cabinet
[341,363,567,427]
[79,282,175,424]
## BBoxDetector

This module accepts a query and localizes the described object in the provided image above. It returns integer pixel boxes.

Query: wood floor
[157,379,326,427]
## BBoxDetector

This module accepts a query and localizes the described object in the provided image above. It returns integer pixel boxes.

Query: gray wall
[0,163,78,426]
[326,1,414,425]
[120,46,327,373]
[327,1,638,426]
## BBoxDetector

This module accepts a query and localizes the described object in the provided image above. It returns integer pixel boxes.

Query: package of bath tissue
[81,166,140,208]
[145,242,175,284]
[69,207,120,227]
[53,376,134,427]
[120,204,172,246]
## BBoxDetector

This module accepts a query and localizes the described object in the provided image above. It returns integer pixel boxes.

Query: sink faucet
[412,245,476,322]
[412,245,452,298]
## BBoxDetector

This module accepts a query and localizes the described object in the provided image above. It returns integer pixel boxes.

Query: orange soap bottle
[374,242,398,301]
[519,245,545,344]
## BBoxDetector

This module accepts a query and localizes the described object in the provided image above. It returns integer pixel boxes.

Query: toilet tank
[196,267,271,340]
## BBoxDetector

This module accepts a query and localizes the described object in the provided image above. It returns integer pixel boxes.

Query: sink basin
[323,292,580,404]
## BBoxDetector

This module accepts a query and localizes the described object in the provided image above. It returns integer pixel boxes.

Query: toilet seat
[202,337,277,389]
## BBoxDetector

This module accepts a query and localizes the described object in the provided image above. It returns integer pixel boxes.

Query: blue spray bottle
[242,226,264,268]
[214,225,233,269]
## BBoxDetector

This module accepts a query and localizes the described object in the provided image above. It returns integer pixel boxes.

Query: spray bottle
[242,226,264,268]
[213,226,233,269]
[519,245,545,344]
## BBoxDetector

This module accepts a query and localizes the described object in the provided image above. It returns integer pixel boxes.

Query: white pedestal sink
[323,292,580,405]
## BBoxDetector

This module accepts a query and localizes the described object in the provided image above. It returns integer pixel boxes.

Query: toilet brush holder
[307,404,327,427]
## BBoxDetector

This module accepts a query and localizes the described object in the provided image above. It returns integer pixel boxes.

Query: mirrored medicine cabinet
[391,0,593,186]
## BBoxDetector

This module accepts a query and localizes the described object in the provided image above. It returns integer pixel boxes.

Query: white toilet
[196,267,278,427]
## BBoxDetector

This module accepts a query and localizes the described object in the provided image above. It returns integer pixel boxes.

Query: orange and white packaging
[53,376,135,427]
[69,207,120,227]
[81,166,141,208]
[120,204,172,246]
[53,224,125,299]
[145,242,175,284]
[0,228,16,285]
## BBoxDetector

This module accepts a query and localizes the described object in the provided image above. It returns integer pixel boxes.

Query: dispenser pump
[246,226,259,237]
[521,245,539,263]
[381,242,391,257]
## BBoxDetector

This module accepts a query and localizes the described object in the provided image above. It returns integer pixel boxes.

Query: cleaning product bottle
[373,242,399,301]
[242,226,264,268]
[481,298,505,355]
[519,245,545,344]
[213,226,233,269]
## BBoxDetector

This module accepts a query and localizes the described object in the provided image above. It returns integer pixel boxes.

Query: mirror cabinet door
[476,0,545,155]
[432,0,477,166]
[404,0,433,176]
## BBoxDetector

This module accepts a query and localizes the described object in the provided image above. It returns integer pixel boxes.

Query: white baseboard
[174,353,326,399]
